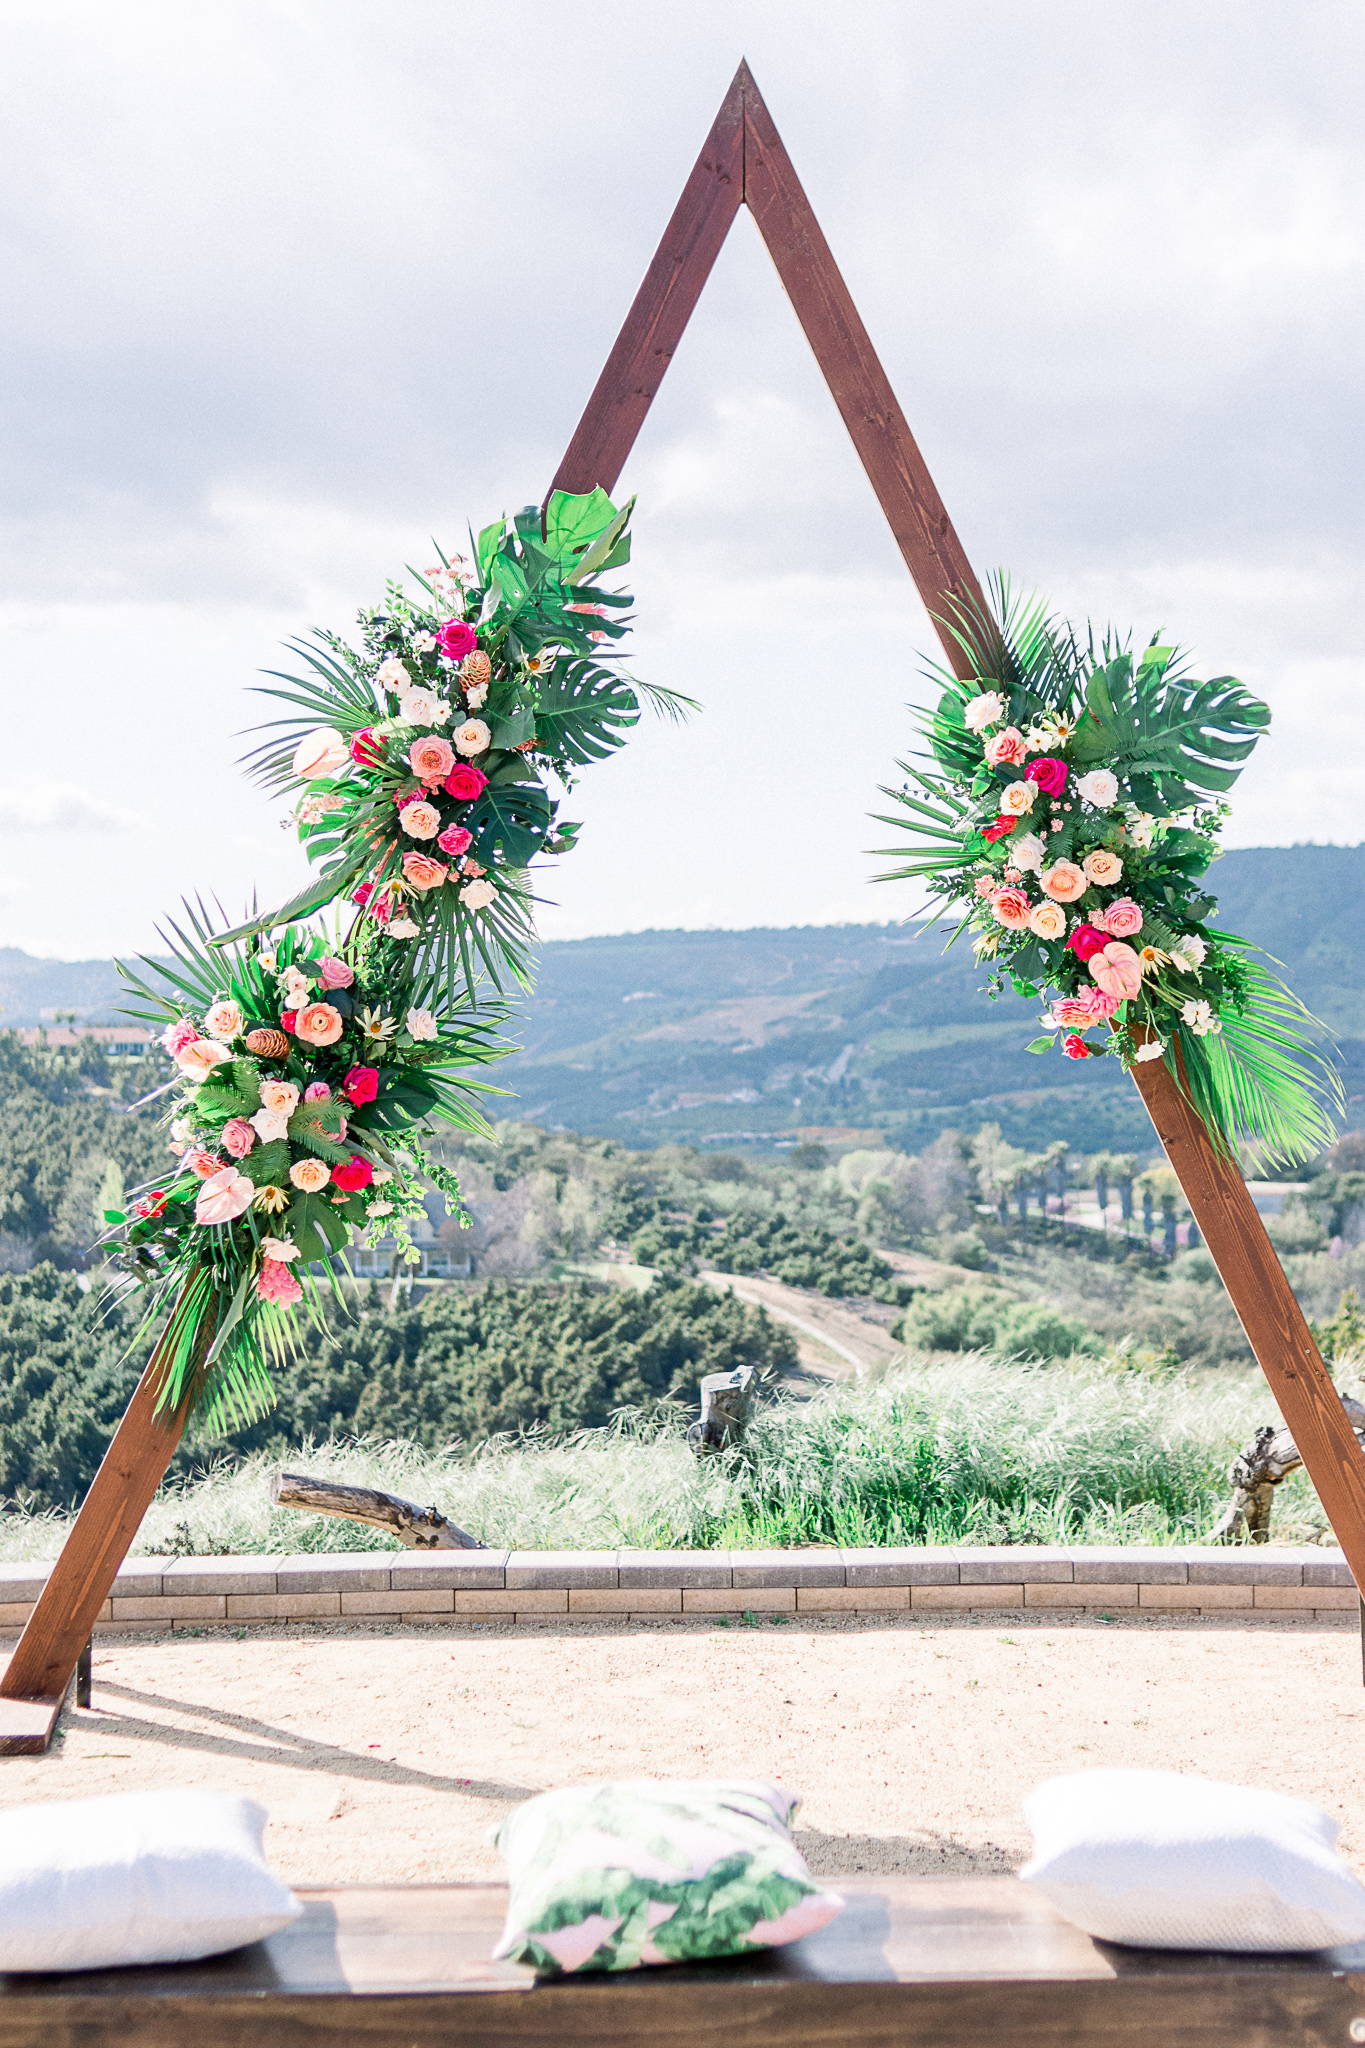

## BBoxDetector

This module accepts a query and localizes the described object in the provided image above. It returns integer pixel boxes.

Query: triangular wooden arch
[3,63,1363,1749]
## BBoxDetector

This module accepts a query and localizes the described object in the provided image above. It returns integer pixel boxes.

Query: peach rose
[289,1156,331,1193]
[185,1148,223,1180]
[402,851,448,892]
[409,735,456,785]
[291,727,349,780]
[984,727,1026,767]
[176,1038,233,1080]
[259,1077,300,1117]
[990,886,1031,930]
[1052,987,1119,1028]
[1083,847,1124,887]
[1090,941,1143,1000]
[203,999,244,1042]
[1027,900,1068,942]
[999,780,1036,817]
[1041,860,1086,903]
[194,1166,255,1226]
[1102,897,1143,939]
[453,718,492,758]
[398,799,441,840]
[294,1002,344,1047]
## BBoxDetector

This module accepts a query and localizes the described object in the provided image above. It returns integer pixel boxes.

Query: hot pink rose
[221,1118,256,1159]
[295,1002,344,1047]
[409,735,456,785]
[318,955,354,990]
[1101,897,1143,940]
[194,1166,255,1226]
[990,887,1031,930]
[1090,941,1143,1001]
[402,851,448,892]
[257,1260,303,1306]
[331,1155,374,1193]
[984,727,1026,768]
[160,1018,198,1057]
[1062,1033,1095,1060]
[436,619,478,660]
[443,763,488,801]
[1065,922,1109,961]
[278,1009,297,1032]
[350,728,384,768]
[1026,756,1068,796]
[352,882,374,906]
[303,1080,332,1103]
[343,1064,379,1106]
[438,824,474,857]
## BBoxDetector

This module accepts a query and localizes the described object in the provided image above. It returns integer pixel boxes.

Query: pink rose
[1090,941,1143,1001]
[438,824,474,857]
[1041,860,1086,903]
[984,727,1026,767]
[185,1148,223,1180]
[402,851,448,892]
[194,1166,255,1226]
[256,1260,303,1305]
[221,1118,256,1159]
[1065,922,1109,961]
[160,1018,198,1057]
[342,1064,379,1105]
[351,882,374,906]
[1053,987,1118,1028]
[398,799,441,840]
[303,1080,332,1103]
[350,728,384,768]
[318,955,354,990]
[1026,757,1068,796]
[990,886,1031,931]
[443,763,488,801]
[409,735,456,785]
[279,1009,297,1033]
[1102,897,1143,940]
[289,1156,331,1193]
[295,1002,344,1047]
[436,619,478,660]
[331,1155,374,1192]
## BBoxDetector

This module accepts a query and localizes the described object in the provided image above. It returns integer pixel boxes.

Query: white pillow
[0,1790,301,1972]
[1020,1769,1365,1952]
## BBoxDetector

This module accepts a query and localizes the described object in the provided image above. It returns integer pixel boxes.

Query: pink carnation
[256,1260,303,1306]
[438,824,474,857]
[160,1018,198,1057]
[303,1080,332,1103]
[221,1118,255,1159]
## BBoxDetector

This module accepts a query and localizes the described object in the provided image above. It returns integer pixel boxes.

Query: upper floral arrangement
[877,582,1341,1167]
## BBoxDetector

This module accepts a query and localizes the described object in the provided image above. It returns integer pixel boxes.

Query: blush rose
[398,799,442,840]
[1102,897,1143,939]
[1082,847,1124,887]
[1027,900,1068,942]
[289,1157,331,1193]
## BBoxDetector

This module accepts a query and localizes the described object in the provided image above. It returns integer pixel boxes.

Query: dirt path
[6,1612,1361,1885]
[697,1271,903,1379]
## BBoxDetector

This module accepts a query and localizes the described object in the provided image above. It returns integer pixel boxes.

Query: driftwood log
[687,1364,758,1453]
[271,1472,484,1549]
[1211,1395,1365,1543]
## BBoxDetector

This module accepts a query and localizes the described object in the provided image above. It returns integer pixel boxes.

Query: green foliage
[0,1266,146,1506]
[706,1213,902,1300]
[1310,1287,1365,1365]
[893,1284,1100,1360]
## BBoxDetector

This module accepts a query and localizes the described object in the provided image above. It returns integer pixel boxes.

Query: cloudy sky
[2,1,1362,960]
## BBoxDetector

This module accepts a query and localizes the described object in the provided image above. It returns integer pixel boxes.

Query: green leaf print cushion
[491,1780,844,1973]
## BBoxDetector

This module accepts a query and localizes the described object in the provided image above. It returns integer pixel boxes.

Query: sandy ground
[3,1610,1363,1885]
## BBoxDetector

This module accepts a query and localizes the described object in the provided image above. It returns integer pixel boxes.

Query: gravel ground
[2,1611,1360,1883]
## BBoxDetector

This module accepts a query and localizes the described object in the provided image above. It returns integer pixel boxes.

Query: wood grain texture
[0,1281,216,1715]
[740,75,987,676]
[0,1880,1362,2047]
[272,1471,483,1550]
[1131,1052,1365,1588]
[547,67,744,500]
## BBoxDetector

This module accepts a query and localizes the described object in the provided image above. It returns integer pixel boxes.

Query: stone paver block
[681,1589,795,1615]
[959,1551,1072,1585]
[797,1587,909,1613]
[732,1551,844,1589]
[1253,1584,1355,1610]
[111,1595,226,1621]
[1306,1560,1357,1589]
[568,1589,680,1613]
[111,1564,165,1597]
[1138,1583,1252,1609]
[0,1603,34,1627]
[390,1555,508,1591]
[507,1552,618,1590]
[911,1585,1025,1611]
[619,1552,731,1590]
[0,1572,52,1604]
[162,1560,279,1597]
[841,1550,960,1587]
[1066,1551,1189,1584]
[228,1592,341,1620]
[1190,1558,1303,1586]
[1023,1583,1139,1609]
[274,1558,393,1594]
[456,1589,567,1614]
[340,1589,453,1616]
[94,1617,170,1635]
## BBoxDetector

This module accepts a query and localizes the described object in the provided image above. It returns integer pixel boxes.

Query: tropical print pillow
[491,1779,844,1973]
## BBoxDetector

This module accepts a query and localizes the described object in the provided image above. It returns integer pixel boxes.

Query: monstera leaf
[533,657,640,765]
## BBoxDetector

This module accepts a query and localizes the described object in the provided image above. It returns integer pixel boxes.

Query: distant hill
[3,844,1361,1156]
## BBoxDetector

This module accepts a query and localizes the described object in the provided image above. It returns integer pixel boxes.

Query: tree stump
[1211,1397,1365,1543]
[687,1365,758,1453]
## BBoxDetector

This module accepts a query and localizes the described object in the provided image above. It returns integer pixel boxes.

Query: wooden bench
[1,1875,1363,2046]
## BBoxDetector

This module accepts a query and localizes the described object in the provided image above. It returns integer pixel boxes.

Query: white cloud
[0,783,143,833]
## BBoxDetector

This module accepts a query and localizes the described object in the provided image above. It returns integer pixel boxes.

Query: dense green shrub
[706,1212,905,1299]
[0,1266,146,1505]
[894,1284,1098,1360]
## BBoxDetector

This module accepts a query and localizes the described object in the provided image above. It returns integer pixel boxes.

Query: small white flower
[360,1006,398,1040]
[372,1167,394,1184]
[1126,809,1156,849]
[1134,1039,1166,1062]
[464,682,489,709]
[1180,998,1220,1036]
[368,1201,394,1217]
[1077,769,1119,808]
[388,918,420,939]
[411,631,437,654]
[258,950,277,971]
[1011,831,1046,872]
[396,686,449,727]
[1171,934,1207,971]
[406,1007,438,1041]
[963,691,1005,733]
[260,1236,301,1263]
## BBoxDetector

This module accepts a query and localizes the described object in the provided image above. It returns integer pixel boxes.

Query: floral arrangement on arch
[876,583,1341,1167]
[109,489,683,1429]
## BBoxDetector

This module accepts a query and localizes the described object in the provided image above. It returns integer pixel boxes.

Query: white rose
[406,1007,438,1041]
[963,691,1004,733]
[1011,832,1046,872]
[291,727,349,780]
[260,1236,301,1263]
[999,779,1037,816]
[453,719,492,758]
[460,877,497,910]
[376,655,411,691]
[396,686,449,727]
[368,1201,394,1217]
[388,918,420,939]
[250,1107,291,1143]
[1077,769,1119,808]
